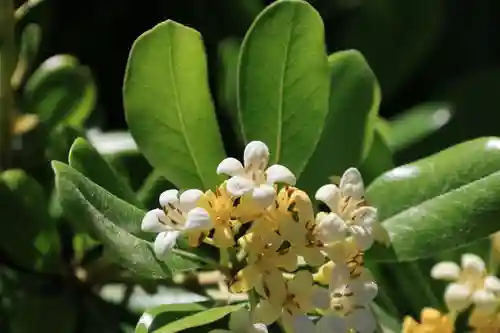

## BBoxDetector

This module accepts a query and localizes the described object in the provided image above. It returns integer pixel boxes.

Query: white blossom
[315,168,383,250]
[217,141,296,208]
[141,189,212,259]
[431,253,500,313]
[302,263,378,333]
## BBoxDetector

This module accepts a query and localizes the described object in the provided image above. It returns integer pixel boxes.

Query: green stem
[172,248,221,269]
[0,0,16,170]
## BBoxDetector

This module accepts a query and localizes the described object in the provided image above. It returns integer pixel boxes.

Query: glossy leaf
[359,130,394,185]
[69,137,141,207]
[136,303,207,333]
[124,20,226,190]
[237,0,329,176]
[53,161,200,278]
[299,49,380,192]
[387,102,452,151]
[372,303,401,333]
[367,137,500,261]
[24,54,96,128]
[0,170,60,272]
[153,304,244,333]
[368,137,500,220]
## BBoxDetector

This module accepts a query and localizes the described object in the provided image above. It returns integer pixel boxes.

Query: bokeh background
[18,0,500,163]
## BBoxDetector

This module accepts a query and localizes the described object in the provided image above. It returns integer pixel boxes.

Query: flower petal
[265,164,296,185]
[179,189,204,211]
[142,209,168,233]
[352,206,377,227]
[484,275,500,293]
[213,226,235,248]
[315,184,342,212]
[472,289,498,314]
[461,253,486,278]
[185,207,212,230]
[339,168,364,199]
[288,270,313,296]
[328,263,351,290]
[252,184,276,208]
[217,157,244,176]
[351,270,378,304]
[430,261,461,281]
[316,314,348,333]
[253,299,281,325]
[159,189,179,208]
[153,231,180,259]
[314,212,347,244]
[244,141,269,171]
[226,175,255,196]
[350,225,374,250]
[444,282,472,312]
[311,286,330,309]
[349,308,376,333]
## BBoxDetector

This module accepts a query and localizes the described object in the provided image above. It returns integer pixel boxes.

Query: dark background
[17,0,500,161]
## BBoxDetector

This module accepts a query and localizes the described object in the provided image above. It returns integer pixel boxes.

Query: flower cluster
[404,253,500,333]
[141,141,388,333]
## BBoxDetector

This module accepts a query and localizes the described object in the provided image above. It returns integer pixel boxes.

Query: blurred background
[17,0,500,163]
[3,0,500,332]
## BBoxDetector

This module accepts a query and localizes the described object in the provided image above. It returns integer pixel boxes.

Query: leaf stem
[172,248,221,269]
[0,0,16,170]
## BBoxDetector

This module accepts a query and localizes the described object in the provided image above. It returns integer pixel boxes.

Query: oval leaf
[24,54,96,128]
[237,0,329,176]
[69,137,141,207]
[124,20,226,190]
[52,161,200,277]
[387,102,452,152]
[299,50,380,192]
[367,137,500,261]
[368,137,500,220]
[153,304,244,333]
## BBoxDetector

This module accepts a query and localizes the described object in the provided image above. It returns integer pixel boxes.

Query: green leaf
[11,23,42,89]
[0,170,60,272]
[387,102,452,152]
[237,0,329,176]
[136,303,207,333]
[52,161,200,277]
[152,304,244,333]
[372,303,401,333]
[299,50,380,193]
[366,137,500,261]
[359,130,394,185]
[124,20,226,190]
[45,124,85,163]
[69,137,141,207]
[24,54,96,128]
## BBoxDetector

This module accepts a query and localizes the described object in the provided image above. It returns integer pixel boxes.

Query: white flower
[208,308,268,333]
[306,263,378,333]
[431,253,500,313]
[315,168,382,250]
[141,189,212,259]
[217,141,296,208]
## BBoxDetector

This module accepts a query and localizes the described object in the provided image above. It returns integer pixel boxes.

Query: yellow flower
[469,309,500,333]
[253,270,314,328]
[402,308,454,333]
[255,186,324,266]
[314,248,364,285]
[230,232,297,294]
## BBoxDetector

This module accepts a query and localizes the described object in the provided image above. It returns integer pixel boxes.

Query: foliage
[1,0,500,333]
